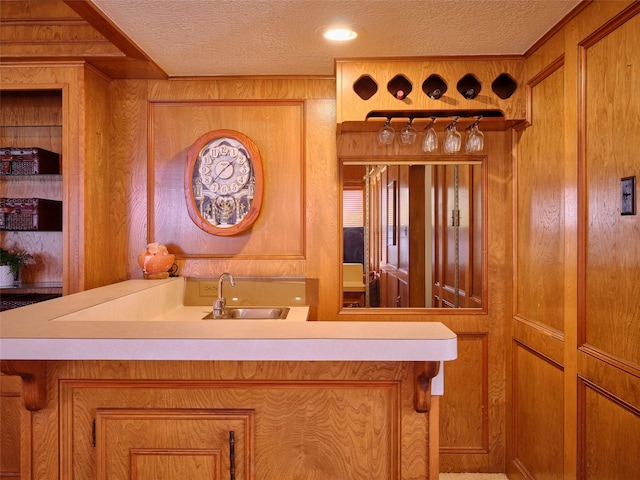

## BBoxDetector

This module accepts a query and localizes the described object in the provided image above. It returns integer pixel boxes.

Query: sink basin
[203,307,290,320]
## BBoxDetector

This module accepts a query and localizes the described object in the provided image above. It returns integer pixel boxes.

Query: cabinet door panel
[96,409,253,480]
[131,449,220,480]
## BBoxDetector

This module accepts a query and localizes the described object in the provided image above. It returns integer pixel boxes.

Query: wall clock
[185,129,264,236]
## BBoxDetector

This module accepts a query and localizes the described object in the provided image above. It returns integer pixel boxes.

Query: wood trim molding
[523,0,593,57]
[577,375,640,478]
[513,314,564,343]
[0,360,47,411]
[578,344,640,379]
[63,0,156,62]
[524,55,565,128]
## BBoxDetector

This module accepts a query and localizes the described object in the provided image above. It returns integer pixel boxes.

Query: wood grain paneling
[440,334,488,455]
[578,378,640,479]
[512,5,640,480]
[96,409,252,480]
[581,4,640,371]
[512,342,564,479]
[0,372,32,479]
[81,66,113,290]
[336,128,511,472]
[130,449,221,480]
[109,79,334,284]
[54,360,432,480]
[0,374,22,478]
[514,59,565,333]
[149,101,304,259]
[108,79,151,283]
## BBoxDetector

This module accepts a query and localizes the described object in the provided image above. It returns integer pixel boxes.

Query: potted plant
[0,247,33,286]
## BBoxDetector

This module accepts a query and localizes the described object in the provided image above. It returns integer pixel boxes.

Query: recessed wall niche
[422,74,448,100]
[491,73,518,99]
[352,75,378,100]
[457,74,482,99]
[387,75,412,100]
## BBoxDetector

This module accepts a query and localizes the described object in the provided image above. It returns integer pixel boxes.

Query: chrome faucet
[213,272,235,318]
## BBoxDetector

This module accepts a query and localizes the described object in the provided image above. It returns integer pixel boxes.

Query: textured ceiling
[90,0,582,77]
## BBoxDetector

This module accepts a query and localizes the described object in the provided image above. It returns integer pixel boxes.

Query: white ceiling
[90,0,582,77]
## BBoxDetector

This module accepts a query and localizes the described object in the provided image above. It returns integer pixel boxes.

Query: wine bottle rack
[336,58,525,124]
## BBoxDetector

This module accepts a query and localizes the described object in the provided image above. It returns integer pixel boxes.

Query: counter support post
[414,360,440,413]
[1,360,47,411]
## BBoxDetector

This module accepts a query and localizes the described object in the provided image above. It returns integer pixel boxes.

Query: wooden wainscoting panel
[581,2,640,371]
[578,377,640,479]
[148,100,304,259]
[440,333,488,466]
[512,341,563,479]
[514,58,565,334]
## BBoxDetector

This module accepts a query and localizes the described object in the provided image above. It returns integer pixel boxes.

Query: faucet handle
[213,297,226,317]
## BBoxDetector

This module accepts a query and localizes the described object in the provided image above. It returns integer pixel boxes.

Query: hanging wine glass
[443,117,461,154]
[377,117,395,145]
[421,117,438,153]
[399,118,417,146]
[465,116,484,153]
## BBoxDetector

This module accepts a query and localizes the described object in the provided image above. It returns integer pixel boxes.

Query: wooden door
[432,164,481,308]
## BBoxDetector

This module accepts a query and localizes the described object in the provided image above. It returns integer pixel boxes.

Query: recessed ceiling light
[323,27,358,41]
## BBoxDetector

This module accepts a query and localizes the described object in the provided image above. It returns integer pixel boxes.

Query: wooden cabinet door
[95,409,253,480]
[0,374,26,478]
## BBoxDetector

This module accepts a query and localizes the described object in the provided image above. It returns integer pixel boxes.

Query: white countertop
[0,278,457,363]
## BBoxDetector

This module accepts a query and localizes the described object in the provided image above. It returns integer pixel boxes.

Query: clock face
[185,130,263,236]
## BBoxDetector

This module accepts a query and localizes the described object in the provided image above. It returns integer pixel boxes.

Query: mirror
[342,158,486,310]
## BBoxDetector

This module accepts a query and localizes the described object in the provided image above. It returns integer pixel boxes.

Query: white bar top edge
[0,278,458,363]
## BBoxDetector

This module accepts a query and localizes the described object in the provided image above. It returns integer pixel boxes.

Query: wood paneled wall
[512,1,640,478]
[337,127,512,472]
[7,2,640,477]
[108,79,337,293]
[148,101,304,258]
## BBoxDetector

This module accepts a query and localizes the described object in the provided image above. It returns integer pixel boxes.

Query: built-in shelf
[456,74,482,99]
[353,75,378,100]
[387,74,413,100]
[491,73,518,99]
[422,74,448,100]
[0,89,64,290]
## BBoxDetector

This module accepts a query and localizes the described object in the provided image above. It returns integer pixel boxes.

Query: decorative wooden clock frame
[184,129,264,236]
